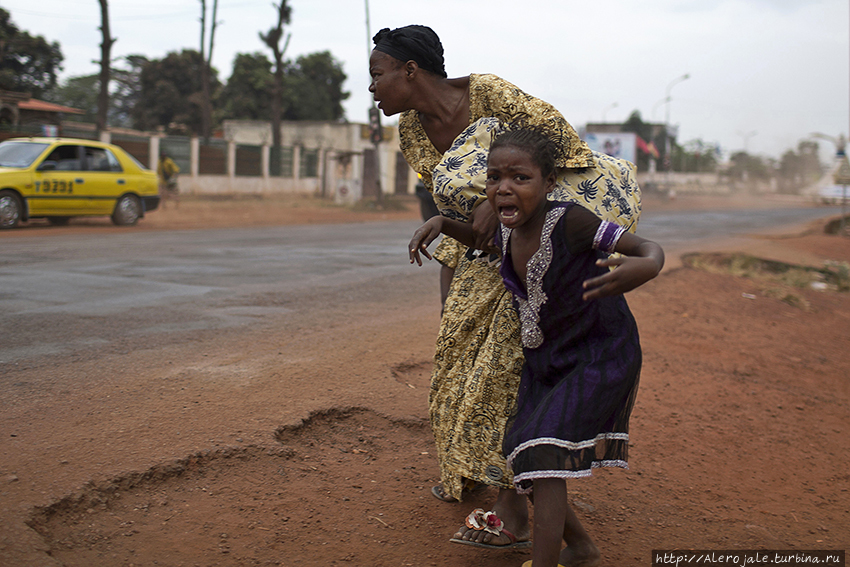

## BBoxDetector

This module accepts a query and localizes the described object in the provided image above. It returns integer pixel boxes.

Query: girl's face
[485,145,555,230]
[368,50,411,116]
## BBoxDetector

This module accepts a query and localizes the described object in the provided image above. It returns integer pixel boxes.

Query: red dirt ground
[1,193,848,567]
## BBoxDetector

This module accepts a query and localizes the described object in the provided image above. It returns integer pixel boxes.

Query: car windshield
[0,141,51,168]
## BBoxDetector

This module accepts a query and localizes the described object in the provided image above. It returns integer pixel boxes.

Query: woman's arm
[581,231,664,301]
[408,216,476,266]
[472,74,593,170]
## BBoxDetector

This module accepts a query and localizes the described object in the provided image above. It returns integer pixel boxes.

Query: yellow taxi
[0,137,160,229]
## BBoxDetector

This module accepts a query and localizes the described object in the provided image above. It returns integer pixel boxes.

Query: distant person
[415,174,440,222]
[157,152,180,209]
[409,127,664,567]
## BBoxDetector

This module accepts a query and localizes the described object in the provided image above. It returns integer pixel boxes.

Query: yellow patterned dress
[399,75,641,500]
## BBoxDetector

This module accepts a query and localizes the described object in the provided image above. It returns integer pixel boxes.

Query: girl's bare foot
[559,542,601,567]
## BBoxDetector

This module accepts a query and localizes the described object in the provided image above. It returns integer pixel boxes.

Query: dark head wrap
[372,25,447,78]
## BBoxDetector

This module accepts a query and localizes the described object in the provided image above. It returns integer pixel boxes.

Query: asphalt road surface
[0,204,840,370]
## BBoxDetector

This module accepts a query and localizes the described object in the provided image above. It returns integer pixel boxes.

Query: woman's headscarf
[372,25,447,78]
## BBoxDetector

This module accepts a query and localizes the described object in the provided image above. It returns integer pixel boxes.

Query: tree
[621,110,654,172]
[199,0,220,142]
[282,51,349,121]
[260,0,292,158]
[777,140,822,193]
[728,151,770,182]
[217,50,349,123]
[0,8,63,98]
[110,55,148,128]
[218,52,274,120]
[45,74,99,122]
[97,0,115,136]
[46,54,146,129]
[133,50,218,133]
[673,139,719,173]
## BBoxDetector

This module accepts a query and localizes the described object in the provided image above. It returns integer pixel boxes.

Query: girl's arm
[581,231,665,301]
[408,216,476,266]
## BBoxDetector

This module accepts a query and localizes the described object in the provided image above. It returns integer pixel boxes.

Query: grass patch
[682,252,850,295]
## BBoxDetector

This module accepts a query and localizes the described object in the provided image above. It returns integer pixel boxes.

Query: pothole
[389,360,432,390]
[27,408,444,567]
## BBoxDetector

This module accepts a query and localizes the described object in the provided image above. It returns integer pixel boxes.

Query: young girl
[409,127,664,567]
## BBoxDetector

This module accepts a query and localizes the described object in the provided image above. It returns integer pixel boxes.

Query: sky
[4,0,848,163]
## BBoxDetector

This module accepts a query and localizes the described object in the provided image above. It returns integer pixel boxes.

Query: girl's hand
[409,217,444,266]
[581,255,662,301]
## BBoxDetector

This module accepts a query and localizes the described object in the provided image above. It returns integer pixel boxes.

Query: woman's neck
[416,76,470,154]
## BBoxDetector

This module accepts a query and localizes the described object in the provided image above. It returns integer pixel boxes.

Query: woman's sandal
[430,480,487,502]
[449,508,532,549]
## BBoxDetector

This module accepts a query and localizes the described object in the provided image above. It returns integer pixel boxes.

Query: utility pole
[364,0,382,204]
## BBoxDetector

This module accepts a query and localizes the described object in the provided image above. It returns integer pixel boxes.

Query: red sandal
[449,508,532,549]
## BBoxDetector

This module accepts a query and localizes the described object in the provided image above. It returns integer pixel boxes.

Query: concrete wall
[102,119,418,202]
[637,171,776,195]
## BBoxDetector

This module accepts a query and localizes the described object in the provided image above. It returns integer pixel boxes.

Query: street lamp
[664,74,690,128]
[602,102,618,122]
[663,73,690,191]
[652,97,669,122]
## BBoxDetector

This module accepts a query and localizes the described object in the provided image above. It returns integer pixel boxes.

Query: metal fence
[161,136,191,174]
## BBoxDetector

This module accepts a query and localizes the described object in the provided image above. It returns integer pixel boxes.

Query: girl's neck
[512,201,551,243]
[509,203,550,283]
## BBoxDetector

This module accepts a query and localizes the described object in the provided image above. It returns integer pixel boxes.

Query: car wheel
[112,194,141,226]
[0,190,23,229]
[47,216,71,226]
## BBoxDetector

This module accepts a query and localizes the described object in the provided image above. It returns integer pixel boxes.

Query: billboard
[584,132,637,164]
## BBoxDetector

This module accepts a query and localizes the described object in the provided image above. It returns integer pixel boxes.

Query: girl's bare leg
[531,478,568,566]
[532,478,600,567]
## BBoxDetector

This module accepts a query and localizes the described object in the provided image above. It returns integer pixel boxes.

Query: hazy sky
[5,0,848,162]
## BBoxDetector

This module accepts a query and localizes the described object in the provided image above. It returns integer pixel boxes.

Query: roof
[16,99,84,115]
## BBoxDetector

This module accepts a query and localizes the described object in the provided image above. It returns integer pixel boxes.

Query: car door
[81,145,125,215]
[30,144,85,216]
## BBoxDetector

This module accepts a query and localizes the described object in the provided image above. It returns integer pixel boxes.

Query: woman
[370,25,640,550]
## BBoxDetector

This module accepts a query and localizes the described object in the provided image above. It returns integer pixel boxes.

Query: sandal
[449,508,532,549]
[431,484,459,502]
[430,480,488,502]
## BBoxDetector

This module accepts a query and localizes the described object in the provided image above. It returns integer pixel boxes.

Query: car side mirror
[37,160,58,171]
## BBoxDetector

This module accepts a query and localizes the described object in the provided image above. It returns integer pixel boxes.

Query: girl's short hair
[490,127,557,178]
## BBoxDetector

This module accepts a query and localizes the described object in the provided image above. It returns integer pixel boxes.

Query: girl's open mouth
[499,205,519,221]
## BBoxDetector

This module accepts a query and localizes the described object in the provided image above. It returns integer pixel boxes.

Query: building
[0,90,84,136]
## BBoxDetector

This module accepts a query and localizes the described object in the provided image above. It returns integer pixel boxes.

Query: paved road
[636,205,841,243]
[0,204,840,368]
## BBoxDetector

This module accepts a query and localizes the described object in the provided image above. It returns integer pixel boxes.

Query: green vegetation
[684,253,849,291]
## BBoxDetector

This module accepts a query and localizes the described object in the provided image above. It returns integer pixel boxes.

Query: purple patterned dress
[498,201,641,494]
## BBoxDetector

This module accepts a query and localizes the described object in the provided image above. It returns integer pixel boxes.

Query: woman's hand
[409,217,444,266]
[581,255,663,301]
[470,204,499,254]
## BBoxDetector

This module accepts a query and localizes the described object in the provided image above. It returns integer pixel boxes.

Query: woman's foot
[450,488,529,547]
[431,480,487,502]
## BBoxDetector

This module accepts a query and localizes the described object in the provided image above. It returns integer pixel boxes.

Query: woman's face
[369,50,410,116]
